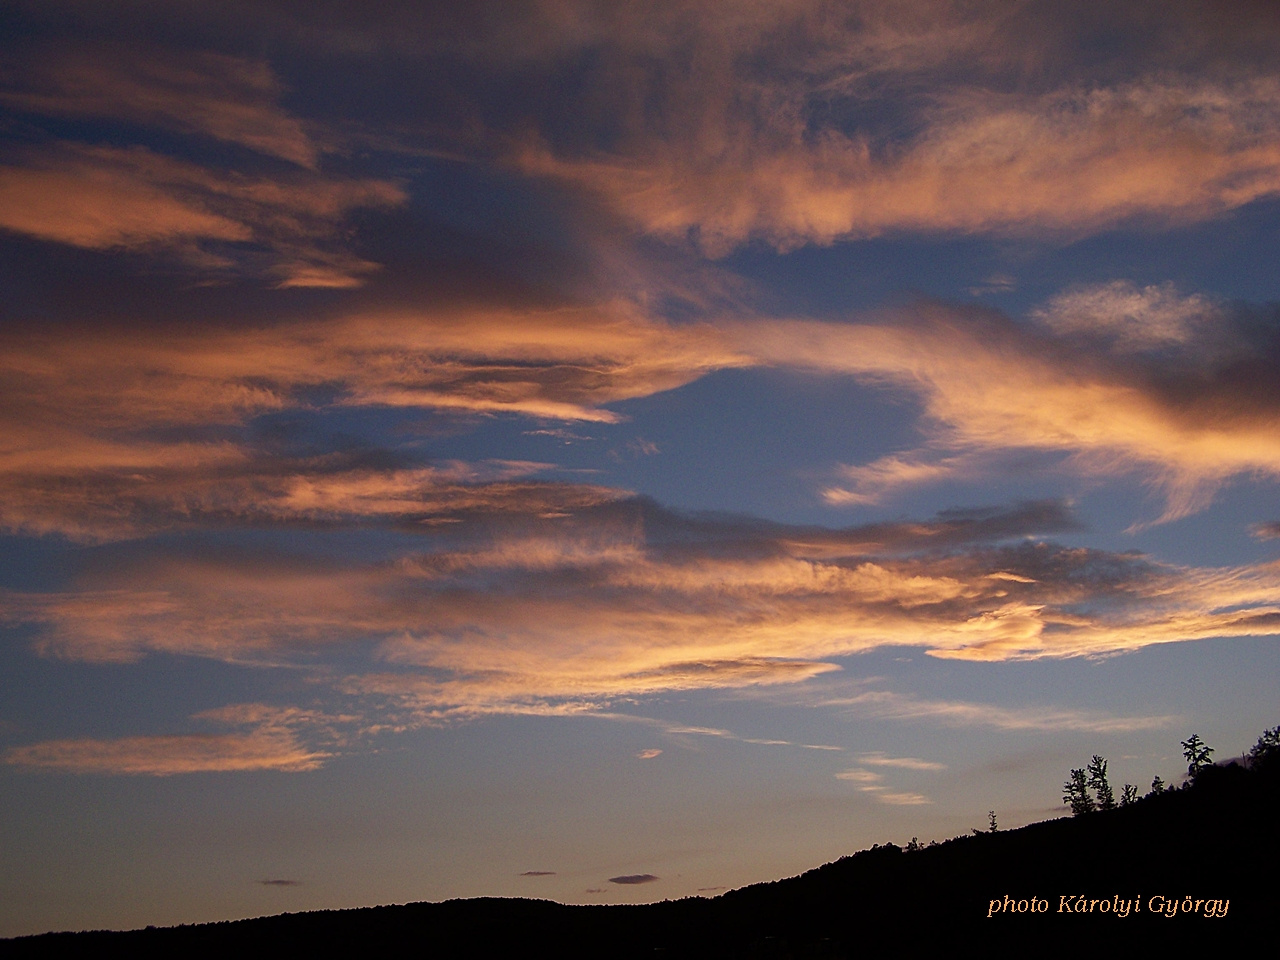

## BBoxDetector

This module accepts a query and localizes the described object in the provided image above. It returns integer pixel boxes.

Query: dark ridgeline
[6,745,1278,957]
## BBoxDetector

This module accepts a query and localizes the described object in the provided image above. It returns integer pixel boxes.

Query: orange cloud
[9,509,1279,714]
[735,302,1280,519]
[822,454,972,506]
[0,44,403,284]
[510,2,1280,252]
[2,47,321,167]
[0,304,742,538]
[525,82,1280,251]
[2,288,1271,541]
[3,705,334,775]
[0,143,403,284]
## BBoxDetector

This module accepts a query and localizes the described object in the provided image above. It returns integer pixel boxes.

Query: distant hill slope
[7,762,1277,956]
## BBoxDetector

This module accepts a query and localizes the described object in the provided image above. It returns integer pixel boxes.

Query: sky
[2,0,1280,937]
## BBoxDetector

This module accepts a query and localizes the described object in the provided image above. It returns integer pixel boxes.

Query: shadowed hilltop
[7,751,1278,957]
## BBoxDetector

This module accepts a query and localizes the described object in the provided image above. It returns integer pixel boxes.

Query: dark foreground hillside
[7,762,1277,957]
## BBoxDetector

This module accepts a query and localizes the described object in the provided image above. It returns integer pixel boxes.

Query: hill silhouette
[7,756,1277,956]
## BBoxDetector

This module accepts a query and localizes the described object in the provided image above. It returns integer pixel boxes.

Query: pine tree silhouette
[1087,755,1116,810]
[1064,768,1095,815]
[1181,734,1213,776]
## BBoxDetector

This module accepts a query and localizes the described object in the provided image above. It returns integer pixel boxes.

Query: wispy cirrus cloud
[817,690,1176,733]
[505,2,1280,253]
[855,752,946,771]
[3,704,341,775]
[822,454,974,506]
[0,304,742,539]
[2,45,322,167]
[0,46,403,285]
[527,78,1280,254]
[6,500,1277,719]
[740,293,1280,520]
[0,143,404,286]
[860,789,932,806]
[2,268,1274,543]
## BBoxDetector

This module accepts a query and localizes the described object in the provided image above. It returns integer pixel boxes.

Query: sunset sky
[3,0,1280,937]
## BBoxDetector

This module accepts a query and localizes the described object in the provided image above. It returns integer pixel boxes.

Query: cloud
[822,454,976,506]
[510,4,1280,253]
[3,266,1270,543]
[835,768,882,783]
[2,46,322,167]
[1030,281,1220,352]
[855,753,946,771]
[2,703,349,775]
[0,456,624,542]
[519,871,556,877]
[820,690,1176,733]
[0,143,403,285]
[4,728,325,776]
[0,44,404,284]
[634,748,663,759]
[7,498,1279,722]
[737,297,1280,520]
[0,304,742,539]
[259,879,301,887]
[869,791,932,806]
[608,874,659,885]
[1250,521,1280,541]
[13,3,1280,262]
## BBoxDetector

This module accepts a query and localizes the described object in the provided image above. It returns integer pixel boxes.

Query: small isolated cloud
[523,429,595,443]
[820,690,1176,733]
[835,768,882,783]
[519,871,556,877]
[634,748,663,759]
[1251,522,1280,541]
[968,274,1017,296]
[856,752,946,771]
[609,438,661,462]
[258,879,300,887]
[874,792,932,806]
[609,874,660,885]
[1031,281,1217,351]
[824,454,971,506]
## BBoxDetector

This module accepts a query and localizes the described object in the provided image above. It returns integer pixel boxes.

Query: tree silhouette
[1087,755,1116,810]
[1120,784,1138,805]
[1064,768,1094,816]
[1247,726,1280,774]
[1147,775,1165,796]
[988,810,998,833]
[1181,734,1213,776]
